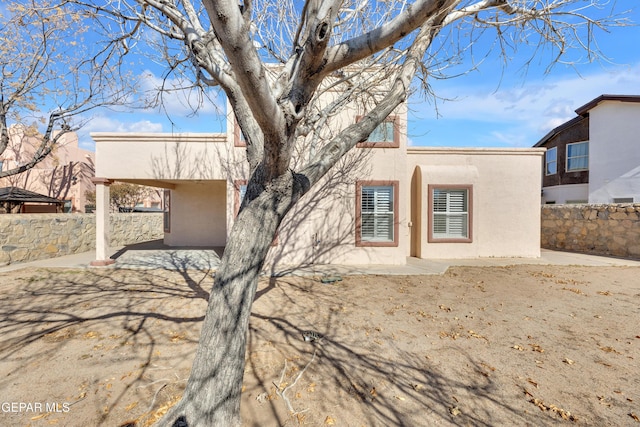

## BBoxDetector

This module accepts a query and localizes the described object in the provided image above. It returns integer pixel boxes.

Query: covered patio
[90,130,244,266]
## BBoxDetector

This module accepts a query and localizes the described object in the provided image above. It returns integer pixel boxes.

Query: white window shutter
[361,186,394,242]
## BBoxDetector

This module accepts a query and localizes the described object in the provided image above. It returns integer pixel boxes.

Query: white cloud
[136,70,225,118]
[411,62,640,145]
[85,115,164,133]
[75,115,165,150]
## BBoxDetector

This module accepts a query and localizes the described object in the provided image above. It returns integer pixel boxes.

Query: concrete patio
[1,240,639,275]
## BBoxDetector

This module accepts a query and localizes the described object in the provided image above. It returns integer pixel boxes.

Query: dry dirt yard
[0,265,639,427]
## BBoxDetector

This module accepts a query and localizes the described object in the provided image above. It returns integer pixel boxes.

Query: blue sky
[78,2,640,151]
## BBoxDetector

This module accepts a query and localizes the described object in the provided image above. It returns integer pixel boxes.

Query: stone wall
[0,213,163,266]
[541,204,640,259]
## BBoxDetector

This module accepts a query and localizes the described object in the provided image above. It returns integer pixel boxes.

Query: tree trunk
[159,183,287,427]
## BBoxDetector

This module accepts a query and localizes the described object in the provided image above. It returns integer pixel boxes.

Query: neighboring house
[0,125,95,212]
[535,94,640,204]
[91,101,544,267]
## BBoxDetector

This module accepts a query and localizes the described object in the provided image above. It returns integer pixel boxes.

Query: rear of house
[91,103,544,267]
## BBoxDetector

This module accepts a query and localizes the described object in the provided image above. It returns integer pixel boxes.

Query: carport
[90,130,246,266]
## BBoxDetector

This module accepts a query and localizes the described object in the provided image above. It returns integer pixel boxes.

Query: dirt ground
[0,264,639,427]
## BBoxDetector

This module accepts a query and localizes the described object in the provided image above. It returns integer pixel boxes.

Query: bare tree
[109,182,159,211]
[71,0,624,425]
[0,0,135,179]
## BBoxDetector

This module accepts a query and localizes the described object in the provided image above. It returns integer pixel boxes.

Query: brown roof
[533,115,586,148]
[575,94,640,115]
[534,94,640,148]
[0,187,64,204]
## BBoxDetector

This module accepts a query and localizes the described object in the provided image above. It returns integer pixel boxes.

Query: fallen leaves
[449,406,461,416]
[124,401,138,411]
[562,287,585,295]
[600,346,621,354]
[42,328,75,343]
[629,413,640,422]
[529,343,545,353]
[468,330,488,341]
[527,378,539,388]
[597,396,612,407]
[528,397,578,421]
[324,415,336,425]
[563,358,576,365]
[166,330,188,343]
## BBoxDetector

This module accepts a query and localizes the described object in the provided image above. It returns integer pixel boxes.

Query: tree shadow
[242,275,556,426]
[264,146,375,277]
[0,266,212,426]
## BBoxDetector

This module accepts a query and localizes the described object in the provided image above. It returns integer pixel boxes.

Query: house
[535,94,640,204]
[0,125,95,213]
[91,101,544,267]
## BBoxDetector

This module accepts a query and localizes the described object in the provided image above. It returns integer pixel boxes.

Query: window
[566,141,588,171]
[163,190,171,232]
[356,115,400,148]
[234,119,246,147]
[613,197,634,203]
[0,160,3,171]
[356,181,399,247]
[234,180,248,215]
[545,147,557,175]
[428,185,472,243]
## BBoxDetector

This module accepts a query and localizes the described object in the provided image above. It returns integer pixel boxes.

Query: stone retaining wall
[0,213,163,266]
[541,204,640,259]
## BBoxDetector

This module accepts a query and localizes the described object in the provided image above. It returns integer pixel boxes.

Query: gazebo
[0,187,64,214]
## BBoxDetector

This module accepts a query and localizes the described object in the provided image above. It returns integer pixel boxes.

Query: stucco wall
[0,213,163,266]
[541,204,640,259]
[407,148,544,259]
[165,182,227,247]
[588,102,640,203]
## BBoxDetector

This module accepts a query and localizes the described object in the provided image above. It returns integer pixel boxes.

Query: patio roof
[0,187,64,204]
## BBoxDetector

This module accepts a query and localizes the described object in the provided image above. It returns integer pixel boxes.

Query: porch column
[90,178,115,266]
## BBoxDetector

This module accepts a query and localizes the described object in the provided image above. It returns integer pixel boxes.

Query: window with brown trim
[163,189,171,233]
[233,179,248,215]
[428,185,473,243]
[233,119,246,147]
[356,115,400,148]
[355,180,399,247]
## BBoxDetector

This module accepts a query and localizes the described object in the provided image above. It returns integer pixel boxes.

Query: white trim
[566,141,589,172]
[545,147,557,176]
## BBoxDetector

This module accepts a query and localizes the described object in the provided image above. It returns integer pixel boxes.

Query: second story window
[566,141,589,172]
[545,147,557,175]
[356,115,400,148]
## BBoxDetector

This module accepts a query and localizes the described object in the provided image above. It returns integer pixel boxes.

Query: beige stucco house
[0,126,95,213]
[91,101,544,267]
